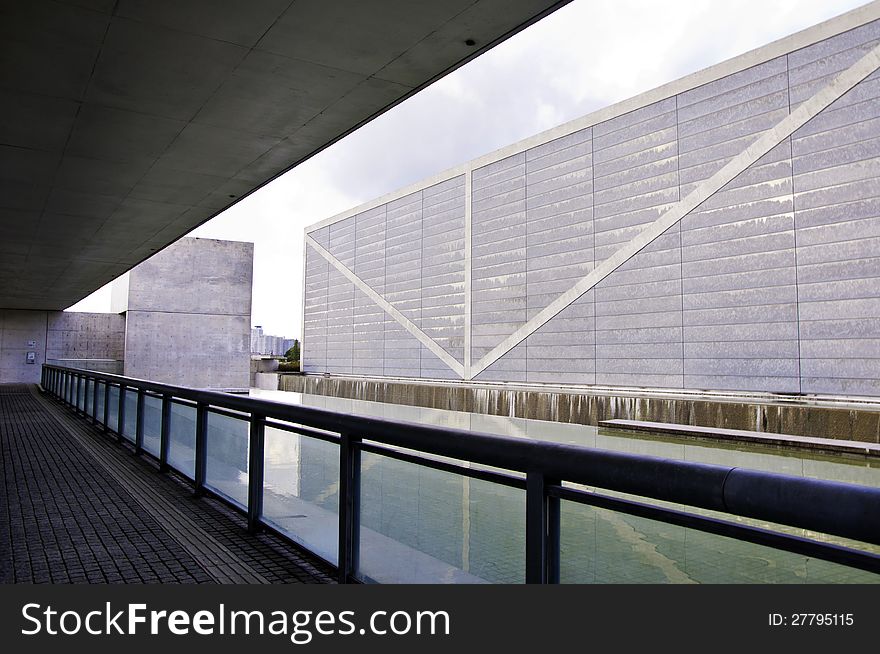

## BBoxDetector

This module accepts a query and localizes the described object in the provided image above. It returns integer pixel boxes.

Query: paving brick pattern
[0,385,334,584]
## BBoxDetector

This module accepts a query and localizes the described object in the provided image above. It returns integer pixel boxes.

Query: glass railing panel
[85,379,95,417]
[558,499,880,584]
[142,395,162,457]
[107,385,120,432]
[262,425,339,566]
[205,411,250,508]
[122,389,137,442]
[355,451,525,584]
[76,378,86,411]
[95,382,105,425]
[168,401,197,479]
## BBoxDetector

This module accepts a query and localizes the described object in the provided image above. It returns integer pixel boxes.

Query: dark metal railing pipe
[159,394,171,472]
[247,413,266,533]
[194,403,208,495]
[525,472,560,584]
[337,433,362,584]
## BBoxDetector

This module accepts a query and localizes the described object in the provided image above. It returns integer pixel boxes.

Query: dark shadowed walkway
[0,384,333,584]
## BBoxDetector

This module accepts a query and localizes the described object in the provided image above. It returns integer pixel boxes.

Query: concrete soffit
[306,40,880,380]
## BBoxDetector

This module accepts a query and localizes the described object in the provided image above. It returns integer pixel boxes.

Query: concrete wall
[46,312,125,362]
[253,372,280,390]
[122,237,253,390]
[250,357,279,387]
[303,13,880,398]
[0,310,124,383]
[280,374,880,444]
[0,310,48,383]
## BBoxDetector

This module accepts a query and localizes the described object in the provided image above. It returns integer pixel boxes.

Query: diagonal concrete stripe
[31,387,268,584]
[305,235,466,377]
[470,41,880,378]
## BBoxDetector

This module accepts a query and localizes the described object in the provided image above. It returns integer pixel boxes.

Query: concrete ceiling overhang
[0,0,568,310]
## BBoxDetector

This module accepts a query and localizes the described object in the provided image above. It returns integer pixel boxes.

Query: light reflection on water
[228,389,879,584]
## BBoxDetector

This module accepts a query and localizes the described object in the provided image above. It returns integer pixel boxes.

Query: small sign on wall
[25,352,35,364]
[27,340,35,347]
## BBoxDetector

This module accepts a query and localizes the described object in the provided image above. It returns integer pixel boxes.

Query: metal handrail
[41,364,880,583]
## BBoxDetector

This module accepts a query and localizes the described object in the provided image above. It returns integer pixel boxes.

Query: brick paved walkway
[0,384,334,584]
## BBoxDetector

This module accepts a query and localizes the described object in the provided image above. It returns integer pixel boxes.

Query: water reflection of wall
[253,388,880,583]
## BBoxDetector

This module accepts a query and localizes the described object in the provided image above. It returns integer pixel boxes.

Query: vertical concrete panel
[679,56,800,393]
[46,312,126,365]
[525,128,595,384]
[421,175,466,374]
[593,98,684,389]
[122,237,253,389]
[126,237,253,316]
[471,153,527,382]
[352,205,386,376]
[123,311,250,389]
[325,218,355,374]
[303,243,329,373]
[0,309,47,384]
[384,190,422,377]
[790,23,880,396]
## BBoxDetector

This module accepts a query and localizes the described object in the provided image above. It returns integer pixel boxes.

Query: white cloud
[68,0,870,337]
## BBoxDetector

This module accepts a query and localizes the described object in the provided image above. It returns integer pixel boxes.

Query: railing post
[337,433,361,584]
[135,390,145,456]
[526,472,560,584]
[117,385,126,443]
[194,403,208,496]
[102,381,110,432]
[159,394,171,472]
[73,374,80,413]
[548,484,561,584]
[91,380,99,424]
[247,412,265,533]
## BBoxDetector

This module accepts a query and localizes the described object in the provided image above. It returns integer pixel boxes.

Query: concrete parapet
[280,374,880,443]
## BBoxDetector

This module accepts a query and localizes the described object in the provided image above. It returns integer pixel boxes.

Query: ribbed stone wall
[303,14,880,398]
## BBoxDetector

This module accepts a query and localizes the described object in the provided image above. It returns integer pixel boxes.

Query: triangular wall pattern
[303,17,880,397]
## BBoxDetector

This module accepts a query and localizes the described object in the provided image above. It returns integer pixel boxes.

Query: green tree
[285,339,300,363]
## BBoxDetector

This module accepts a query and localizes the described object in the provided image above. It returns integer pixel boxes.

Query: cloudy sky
[68,0,869,337]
